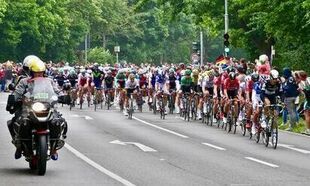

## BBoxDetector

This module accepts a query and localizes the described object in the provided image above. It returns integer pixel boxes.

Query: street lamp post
[114,46,120,64]
[84,33,88,64]
[224,0,228,34]
[200,30,203,66]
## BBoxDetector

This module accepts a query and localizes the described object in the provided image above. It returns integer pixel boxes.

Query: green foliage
[87,47,114,64]
[0,0,308,70]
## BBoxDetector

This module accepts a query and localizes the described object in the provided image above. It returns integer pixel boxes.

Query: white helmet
[23,55,40,68]
[259,54,269,63]
[87,69,92,74]
[270,69,279,79]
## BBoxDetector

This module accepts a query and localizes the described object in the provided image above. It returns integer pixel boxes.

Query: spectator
[282,68,300,131]
[0,65,5,92]
[295,71,310,135]
[4,61,13,91]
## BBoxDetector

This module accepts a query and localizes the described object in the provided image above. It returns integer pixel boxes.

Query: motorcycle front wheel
[37,135,48,176]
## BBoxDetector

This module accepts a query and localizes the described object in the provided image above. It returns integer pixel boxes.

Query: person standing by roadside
[0,64,5,92]
[282,68,300,131]
[295,71,310,135]
[4,61,13,92]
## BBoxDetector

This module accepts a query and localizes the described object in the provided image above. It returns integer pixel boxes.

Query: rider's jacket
[14,77,60,102]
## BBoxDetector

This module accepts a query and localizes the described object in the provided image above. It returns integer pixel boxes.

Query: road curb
[279,129,310,138]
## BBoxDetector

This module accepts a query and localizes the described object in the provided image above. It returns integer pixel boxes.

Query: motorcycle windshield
[29,78,58,103]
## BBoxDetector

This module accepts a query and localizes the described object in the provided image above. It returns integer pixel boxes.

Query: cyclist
[199,68,217,120]
[104,70,115,104]
[260,69,282,128]
[92,64,104,103]
[77,69,89,105]
[124,74,139,116]
[176,69,193,114]
[223,72,240,126]
[115,70,126,108]
[166,68,177,112]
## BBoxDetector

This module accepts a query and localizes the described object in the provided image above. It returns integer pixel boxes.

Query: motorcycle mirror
[8,83,15,91]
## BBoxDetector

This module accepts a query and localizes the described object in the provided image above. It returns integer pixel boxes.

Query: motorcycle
[9,78,67,175]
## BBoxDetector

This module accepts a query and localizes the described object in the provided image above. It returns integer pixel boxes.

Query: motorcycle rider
[7,56,67,160]
[7,55,37,141]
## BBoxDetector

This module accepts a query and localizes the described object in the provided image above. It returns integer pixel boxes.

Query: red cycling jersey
[139,75,147,87]
[213,75,221,86]
[79,77,87,86]
[224,78,240,91]
[246,79,254,93]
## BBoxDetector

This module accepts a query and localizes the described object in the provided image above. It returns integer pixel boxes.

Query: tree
[87,47,114,64]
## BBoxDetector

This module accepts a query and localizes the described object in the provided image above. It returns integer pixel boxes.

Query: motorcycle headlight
[32,102,47,112]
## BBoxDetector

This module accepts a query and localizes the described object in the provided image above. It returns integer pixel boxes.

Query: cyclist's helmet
[251,73,259,82]
[63,83,71,91]
[192,69,199,76]
[129,73,135,80]
[237,65,246,74]
[270,69,279,79]
[227,66,235,73]
[185,69,191,76]
[229,72,237,80]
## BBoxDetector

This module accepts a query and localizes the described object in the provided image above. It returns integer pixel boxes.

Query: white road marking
[277,143,310,154]
[110,140,126,145]
[132,116,189,138]
[110,140,157,152]
[85,116,94,120]
[128,142,157,152]
[202,143,226,151]
[245,157,279,168]
[70,114,80,117]
[65,143,136,186]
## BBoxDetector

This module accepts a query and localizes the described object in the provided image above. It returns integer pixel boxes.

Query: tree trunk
[102,33,106,49]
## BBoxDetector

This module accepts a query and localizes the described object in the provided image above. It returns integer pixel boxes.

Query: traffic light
[223,33,230,55]
[192,41,200,52]
[224,33,230,47]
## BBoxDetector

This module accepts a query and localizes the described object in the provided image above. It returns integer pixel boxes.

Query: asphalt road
[1,93,310,186]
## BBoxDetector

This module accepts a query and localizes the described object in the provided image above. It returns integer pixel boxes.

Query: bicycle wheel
[80,98,83,109]
[162,99,165,119]
[271,119,278,149]
[241,120,246,136]
[262,129,269,147]
[192,99,197,120]
[186,99,190,122]
[128,99,133,119]
[153,97,157,115]
[227,120,232,133]
[255,130,260,143]
[94,91,97,111]
[233,117,237,134]
[209,104,214,126]
[107,94,111,110]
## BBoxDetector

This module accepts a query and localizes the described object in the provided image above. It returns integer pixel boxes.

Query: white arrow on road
[84,116,93,120]
[277,143,310,154]
[70,114,93,120]
[110,140,157,152]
